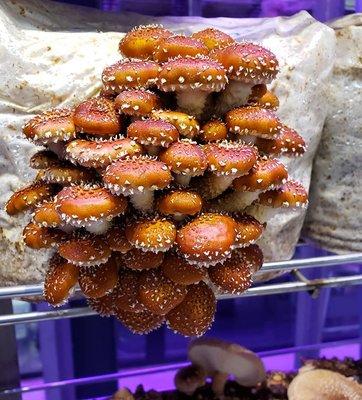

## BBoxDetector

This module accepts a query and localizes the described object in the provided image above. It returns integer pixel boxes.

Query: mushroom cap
[255,125,306,156]
[166,281,216,337]
[161,252,206,285]
[226,106,281,139]
[121,248,164,270]
[105,225,132,253]
[138,268,188,315]
[208,249,253,294]
[66,137,143,169]
[33,201,63,228]
[127,119,179,147]
[158,57,227,93]
[258,180,308,209]
[200,119,228,142]
[125,218,176,252]
[102,60,159,93]
[232,158,288,192]
[73,98,121,137]
[233,214,264,248]
[176,213,237,266]
[211,42,278,84]
[58,232,111,267]
[248,86,279,110]
[78,257,119,298]
[87,294,116,317]
[151,109,200,139]
[174,364,207,395]
[30,150,59,169]
[191,28,235,51]
[115,308,165,335]
[42,164,95,186]
[159,140,208,177]
[23,108,76,145]
[103,157,172,195]
[119,24,172,59]
[153,36,209,62]
[157,190,203,217]
[23,222,66,249]
[6,182,55,215]
[114,90,161,117]
[55,186,127,224]
[287,369,362,400]
[188,338,266,386]
[204,141,258,176]
[44,253,79,306]
[233,244,264,275]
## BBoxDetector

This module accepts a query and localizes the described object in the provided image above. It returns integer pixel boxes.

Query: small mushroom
[112,387,135,400]
[157,189,203,220]
[114,89,161,119]
[191,28,235,52]
[174,364,207,395]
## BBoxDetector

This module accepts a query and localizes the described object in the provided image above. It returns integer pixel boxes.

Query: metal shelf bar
[0,274,361,326]
[1,253,361,301]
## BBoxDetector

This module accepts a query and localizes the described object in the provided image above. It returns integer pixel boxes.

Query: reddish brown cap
[116,308,165,335]
[114,90,161,117]
[152,109,200,139]
[258,180,308,208]
[200,119,228,142]
[191,28,235,51]
[233,158,288,192]
[161,253,206,285]
[125,217,176,252]
[121,248,164,270]
[105,225,132,253]
[102,60,159,93]
[44,253,79,306]
[87,294,116,317]
[23,108,76,145]
[78,257,119,298]
[233,214,264,248]
[248,85,279,110]
[176,213,237,266]
[138,268,188,315]
[166,281,216,337]
[226,106,282,139]
[33,201,63,228]
[235,244,264,275]
[42,164,95,186]
[66,137,143,169]
[30,150,59,169]
[157,190,203,217]
[153,36,208,62]
[119,25,172,59]
[211,42,279,84]
[23,222,66,250]
[73,98,121,137]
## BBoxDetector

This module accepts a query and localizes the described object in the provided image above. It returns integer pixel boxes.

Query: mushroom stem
[245,204,277,224]
[130,190,154,212]
[199,175,236,200]
[85,219,111,235]
[145,145,160,156]
[175,174,192,187]
[213,191,260,212]
[176,90,208,119]
[211,372,229,398]
[215,81,253,116]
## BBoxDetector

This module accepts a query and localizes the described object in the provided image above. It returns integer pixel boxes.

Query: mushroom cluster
[5,25,308,337]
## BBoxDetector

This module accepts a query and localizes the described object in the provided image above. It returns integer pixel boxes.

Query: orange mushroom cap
[157,190,203,217]
[233,214,264,248]
[248,85,279,110]
[153,36,208,62]
[258,180,308,209]
[191,28,235,51]
[114,89,161,117]
[33,201,63,228]
[151,109,200,139]
[121,248,164,270]
[42,164,96,186]
[200,119,228,142]
[23,222,66,249]
[116,308,165,335]
[30,150,59,169]
[105,225,132,253]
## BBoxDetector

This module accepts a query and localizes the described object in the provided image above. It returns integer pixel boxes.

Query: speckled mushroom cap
[233,158,288,192]
[248,85,279,110]
[166,281,216,337]
[159,140,208,177]
[158,57,227,93]
[78,257,119,298]
[211,42,279,84]
[127,120,179,148]
[121,248,164,270]
[114,90,161,117]
[151,109,200,139]
[176,213,237,266]
[208,249,253,294]
[119,24,172,59]
[258,180,308,209]
[188,338,266,386]
[23,223,66,250]
[161,252,206,285]
[116,308,165,335]
[255,125,306,156]
[233,214,264,248]
[204,141,258,176]
[174,365,207,396]
[58,232,111,267]
[125,217,176,252]
[55,186,127,226]
[33,201,63,228]
[153,36,209,62]
[200,119,228,142]
[30,150,59,169]
[87,294,115,317]
[73,98,121,137]
[43,253,79,306]
[5,182,55,215]
[235,244,264,274]
[23,108,76,145]
[287,369,362,400]
[191,28,235,51]
[138,268,188,315]
[66,138,143,169]
[103,157,172,196]
[42,164,95,186]
[105,225,132,253]
[102,60,159,93]
[157,190,203,217]
[226,106,282,139]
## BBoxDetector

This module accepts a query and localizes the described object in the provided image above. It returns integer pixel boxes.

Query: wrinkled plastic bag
[0,0,335,285]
